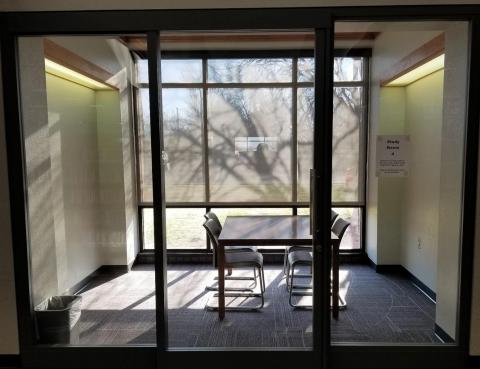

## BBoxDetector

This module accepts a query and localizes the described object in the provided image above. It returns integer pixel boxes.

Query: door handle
[310,169,323,254]
[309,168,317,235]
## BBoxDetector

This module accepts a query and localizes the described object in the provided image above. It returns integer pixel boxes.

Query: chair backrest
[203,218,222,253]
[332,217,350,242]
[331,210,339,227]
[204,211,222,229]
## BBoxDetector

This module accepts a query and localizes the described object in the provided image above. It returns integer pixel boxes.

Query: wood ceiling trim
[121,32,379,51]
[44,38,117,89]
[380,33,445,87]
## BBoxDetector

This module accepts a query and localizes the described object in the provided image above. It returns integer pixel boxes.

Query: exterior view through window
[137,54,367,251]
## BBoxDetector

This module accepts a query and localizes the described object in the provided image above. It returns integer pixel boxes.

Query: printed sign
[376,135,409,177]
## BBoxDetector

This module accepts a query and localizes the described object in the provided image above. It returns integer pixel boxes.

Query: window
[135,53,368,251]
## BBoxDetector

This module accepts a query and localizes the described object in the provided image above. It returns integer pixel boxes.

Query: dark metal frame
[0,6,479,369]
[135,48,369,255]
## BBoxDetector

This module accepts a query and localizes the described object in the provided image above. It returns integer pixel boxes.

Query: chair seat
[288,250,312,265]
[225,251,263,268]
[226,246,257,252]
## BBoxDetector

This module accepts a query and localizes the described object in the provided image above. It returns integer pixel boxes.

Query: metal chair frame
[282,209,340,275]
[287,217,350,309]
[203,218,266,311]
[204,212,258,292]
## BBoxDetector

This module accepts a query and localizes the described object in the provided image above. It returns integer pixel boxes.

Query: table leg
[218,243,225,320]
[332,243,339,319]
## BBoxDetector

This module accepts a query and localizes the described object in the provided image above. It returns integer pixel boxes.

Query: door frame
[1,7,479,369]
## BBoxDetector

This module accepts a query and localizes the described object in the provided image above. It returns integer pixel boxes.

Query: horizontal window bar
[137,82,367,89]
[138,202,365,208]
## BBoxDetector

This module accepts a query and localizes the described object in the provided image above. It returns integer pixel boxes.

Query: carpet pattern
[76,264,440,346]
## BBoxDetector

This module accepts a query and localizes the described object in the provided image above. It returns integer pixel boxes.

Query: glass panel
[162,59,202,83]
[166,208,207,249]
[208,88,292,202]
[163,88,205,202]
[136,59,149,84]
[332,20,469,345]
[18,35,156,345]
[208,58,292,83]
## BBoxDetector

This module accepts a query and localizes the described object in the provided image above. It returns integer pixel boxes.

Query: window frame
[134,48,370,254]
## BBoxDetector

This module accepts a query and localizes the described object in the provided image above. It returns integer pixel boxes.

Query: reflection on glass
[208,88,292,202]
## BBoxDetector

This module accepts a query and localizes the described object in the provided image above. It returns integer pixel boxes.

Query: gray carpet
[76,264,440,347]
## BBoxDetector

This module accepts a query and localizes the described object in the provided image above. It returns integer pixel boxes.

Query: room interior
[16,20,467,349]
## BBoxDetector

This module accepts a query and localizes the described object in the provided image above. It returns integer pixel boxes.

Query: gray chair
[286,217,350,309]
[283,209,340,274]
[204,211,256,256]
[203,219,266,311]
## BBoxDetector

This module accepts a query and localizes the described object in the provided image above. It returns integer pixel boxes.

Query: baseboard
[97,265,130,274]
[367,258,436,302]
[63,265,130,296]
[136,250,368,266]
[434,323,455,343]
[0,354,20,368]
[402,266,436,301]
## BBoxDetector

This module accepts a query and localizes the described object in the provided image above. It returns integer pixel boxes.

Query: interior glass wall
[17,35,156,345]
[332,21,469,345]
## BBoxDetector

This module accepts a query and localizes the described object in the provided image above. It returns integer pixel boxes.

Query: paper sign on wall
[376,135,409,177]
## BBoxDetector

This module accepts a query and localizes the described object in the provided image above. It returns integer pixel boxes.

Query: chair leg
[289,262,313,309]
[206,266,265,312]
[260,266,266,293]
[252,267,258,289]
[283,246,289,275]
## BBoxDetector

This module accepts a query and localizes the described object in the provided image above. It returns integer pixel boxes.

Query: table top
[218,215,339,246]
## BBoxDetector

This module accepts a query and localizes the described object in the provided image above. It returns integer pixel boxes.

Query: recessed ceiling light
[385,54,444,87]
[45,59,112,90]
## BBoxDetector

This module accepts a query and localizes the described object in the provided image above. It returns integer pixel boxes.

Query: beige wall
[435,22,469,340]
[367,29,441,265]
[18,38,59,305]
[47,73,102,294]
[367,23,469,340]
[400,70,443,292]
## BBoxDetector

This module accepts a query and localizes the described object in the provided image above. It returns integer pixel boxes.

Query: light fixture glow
[45,59,112,90]
[385,54,444,87]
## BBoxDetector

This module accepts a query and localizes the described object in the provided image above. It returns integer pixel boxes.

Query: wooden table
[217,215,341,320]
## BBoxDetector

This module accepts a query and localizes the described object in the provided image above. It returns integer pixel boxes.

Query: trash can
[35,295,82,344]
